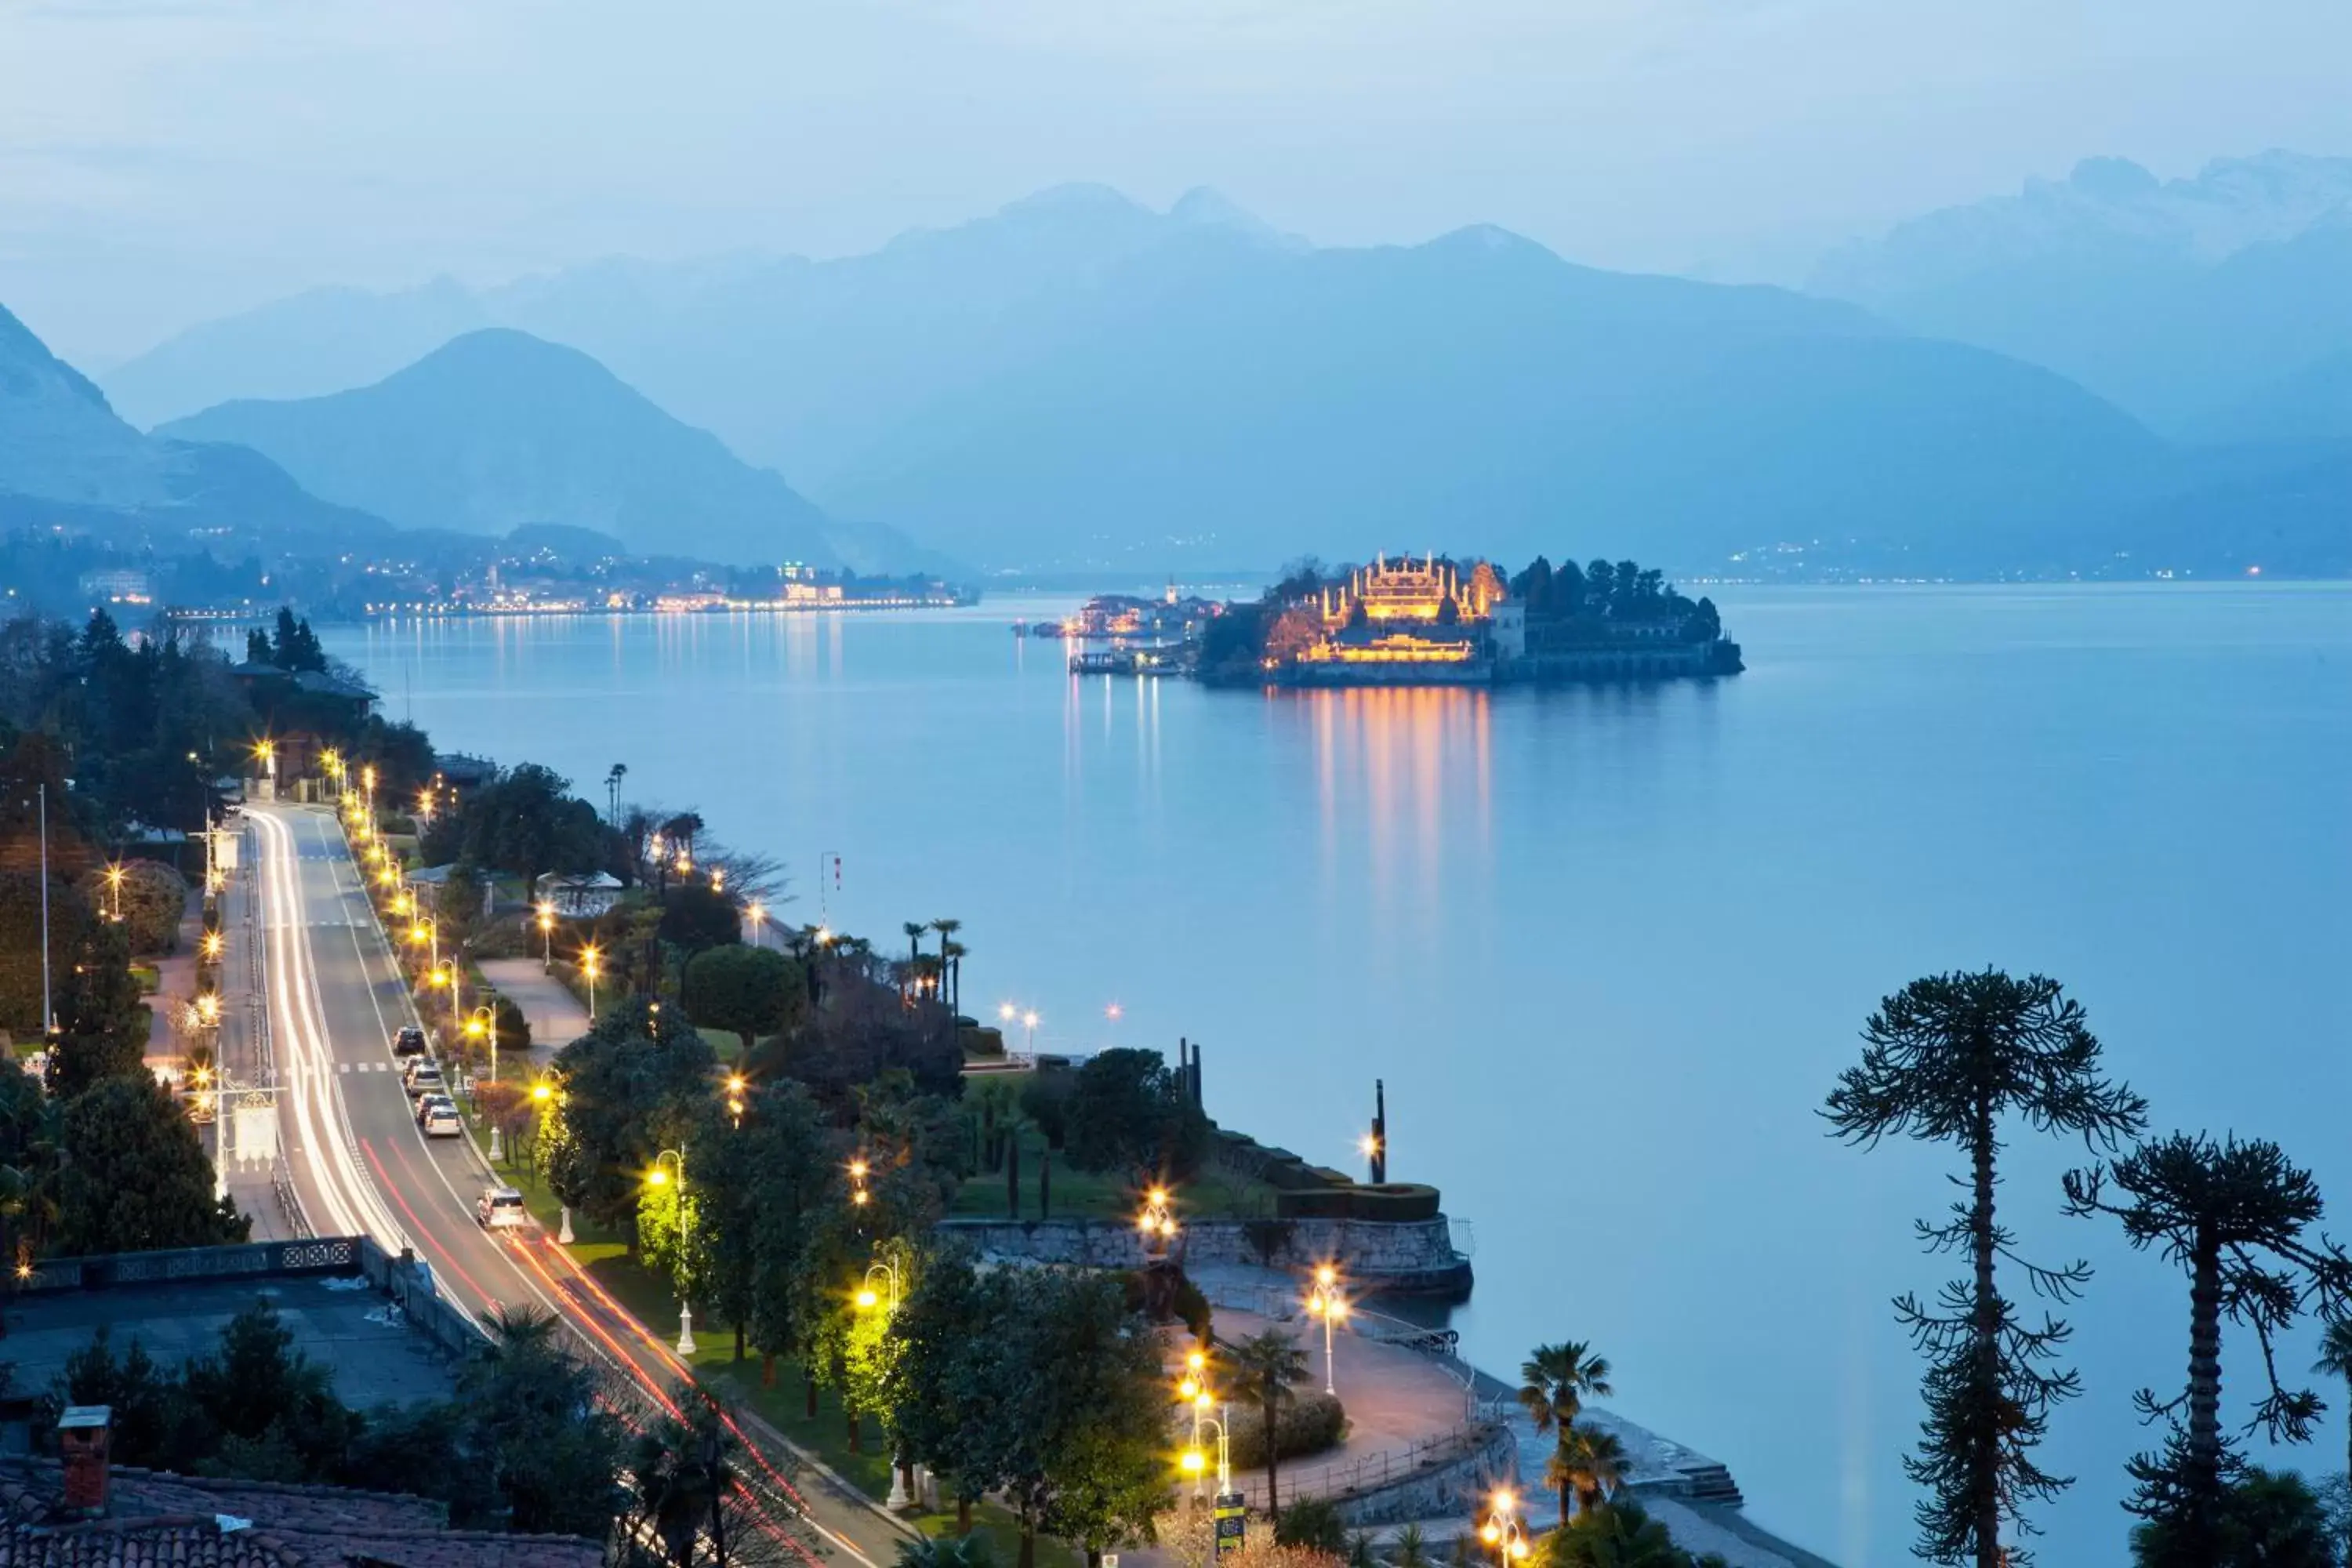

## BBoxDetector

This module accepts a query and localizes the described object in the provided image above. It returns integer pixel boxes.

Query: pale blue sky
[3,0,2347,362]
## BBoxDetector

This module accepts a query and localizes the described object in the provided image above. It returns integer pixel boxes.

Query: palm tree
[931,919,962,1010]
[1231,1326,1310,1526]
[1388,1523,1428,1568]
[2314,1315,2352,1557]
[1541,1497,1687,1568]
[1827,969,2145,1568]
[1519,1341,1613,1524]
[1548,1421,1626,1515]
[484,1301,562,1353]
[942,939,967,1018]
[898,1535,995,1568]
[904,922,927,967]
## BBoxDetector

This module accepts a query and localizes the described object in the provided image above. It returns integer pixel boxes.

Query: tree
[2312,1315,2352,1560]
[1230,1327,1310,1527]
[629,1388,740,1568]
[2131,1464,2338,1568]
[56,1076,249,1254]
[544,1000,719,1232]
[1824,969,2145,1567]
[1519,1341,1613,1525]
[684,945,805,1057]
[1018,1269,1168,1568]
[27,879,149,1097]
[1062,1047,1205,1178]
[179,1298,360,1479]
[884,1247,1004,1534]
[1550,1422,1627,1515]
[465,1304,628,1537]
[662,881,742,953]
[1535,1497,1697,1568]
[931,919,963,1014]
[2066,1133,2352,1556]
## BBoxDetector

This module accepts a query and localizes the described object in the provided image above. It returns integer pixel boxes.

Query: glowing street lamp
[645,1147,695,1355]
[532,1081,575,1243]
[855,1258,902,1314]
[1479,1491,1530,1566]
[726,1072,746,1125]
[1305,1265,1349,1397]
[746,901,764,948]
[536,900,556,971]
[581,944,602,1020]
[103,862,124,923]
[1138,1185,1178,1256]
[200,930,223,963]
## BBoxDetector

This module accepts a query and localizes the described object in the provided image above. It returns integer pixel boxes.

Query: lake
[325,583,2352,1567]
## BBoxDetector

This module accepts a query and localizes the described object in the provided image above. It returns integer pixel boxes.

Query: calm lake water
[327,584,2352,1567]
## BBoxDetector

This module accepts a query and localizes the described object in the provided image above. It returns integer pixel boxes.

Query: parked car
[404,1062,445,1098]
[392,1025,427,1058]
[477,1185,528,1229]
[422,1103,463,1138]
[414,1091,456,1126]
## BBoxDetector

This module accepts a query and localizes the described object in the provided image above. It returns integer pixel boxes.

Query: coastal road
[246,803,898,1568]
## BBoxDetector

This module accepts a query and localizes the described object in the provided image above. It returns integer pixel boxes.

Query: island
[1059,554,1743,685]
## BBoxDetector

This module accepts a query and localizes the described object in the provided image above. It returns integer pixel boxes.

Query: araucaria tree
[2063,1134,2352,1563]
[1824,969,2146,1566]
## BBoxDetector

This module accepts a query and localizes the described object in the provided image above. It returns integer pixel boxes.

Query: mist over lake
[327,583,2352,1567]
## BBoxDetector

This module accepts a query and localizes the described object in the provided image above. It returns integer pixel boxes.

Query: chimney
[58,1405,111,1516]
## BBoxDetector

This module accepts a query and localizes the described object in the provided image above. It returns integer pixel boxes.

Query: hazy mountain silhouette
[0,300,383,545]
[101,182,2350,575]
[2197,350,2352,445]
[158,330,928,572]
[1812,151,2352,434]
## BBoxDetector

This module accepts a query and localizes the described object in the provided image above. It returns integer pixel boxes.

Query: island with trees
[1191,554,1740,688]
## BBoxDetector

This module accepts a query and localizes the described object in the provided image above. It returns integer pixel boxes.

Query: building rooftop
[7,1273,458,1417]
[0,1459,601,1568]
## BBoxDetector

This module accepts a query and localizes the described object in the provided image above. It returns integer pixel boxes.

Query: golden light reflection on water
[1288,686,1494,938]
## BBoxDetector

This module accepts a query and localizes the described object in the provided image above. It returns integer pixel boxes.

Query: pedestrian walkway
[477,957,592,1060]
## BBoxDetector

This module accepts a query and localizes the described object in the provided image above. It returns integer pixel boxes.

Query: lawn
[953,1131,1278,1221]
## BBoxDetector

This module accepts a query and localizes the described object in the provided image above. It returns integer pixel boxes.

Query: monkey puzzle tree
[1823,969,2145,1567]
[2063,1133,2352,1566]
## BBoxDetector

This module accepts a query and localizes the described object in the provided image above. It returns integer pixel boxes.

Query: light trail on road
[254,807,416,1254]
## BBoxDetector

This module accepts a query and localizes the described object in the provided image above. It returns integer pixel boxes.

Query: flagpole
[38,782,53,1036]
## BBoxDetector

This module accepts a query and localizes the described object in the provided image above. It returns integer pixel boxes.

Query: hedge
[1274,1183,1443,1222]
[1228,1389,1348,1468]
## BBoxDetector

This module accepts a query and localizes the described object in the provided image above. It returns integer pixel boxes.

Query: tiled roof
[0,1464,599,1568]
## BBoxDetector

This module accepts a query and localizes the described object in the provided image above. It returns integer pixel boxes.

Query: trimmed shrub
[1229,1390,1347,1468]
[1276,1183,1443,1222]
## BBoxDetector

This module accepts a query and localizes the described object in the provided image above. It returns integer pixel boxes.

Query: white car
[404,1061,445,1098]
[477,1185,529,1229]
[422,1102,463,1138]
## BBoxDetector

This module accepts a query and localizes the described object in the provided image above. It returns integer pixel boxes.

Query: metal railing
[1228,1419,1497,1507]
[20,1235,362,1294]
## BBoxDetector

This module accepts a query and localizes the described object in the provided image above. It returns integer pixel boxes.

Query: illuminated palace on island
[1286,554,1525,684]
[1259,552,1741,687]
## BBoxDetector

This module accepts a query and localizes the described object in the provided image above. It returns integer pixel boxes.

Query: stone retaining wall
[935,1215,1473,1297]
[1329,1421,1519,1527]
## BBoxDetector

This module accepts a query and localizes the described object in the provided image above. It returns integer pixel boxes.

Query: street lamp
[855,1256,912,1508]
[536,900,555,971]
[746,901,764,948]
[1181,1403,1232,1502]
[848,1157,870,1207]
[409,916,438,974]
[1305,1265,1349,1397]
[1022,1010,1039,1053]
[646,1147,695,1355]
[726,1073,746,1125]
[1479,1491,1530,1567]
[437,960,463,1040]
[201,930,223,963]
[580,944,601,1021]
[1138,1185,1178,1256]
[103,862,124,923]
[533,1081,575,1243]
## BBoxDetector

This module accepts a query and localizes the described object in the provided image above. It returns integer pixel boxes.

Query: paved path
[477,957,591,1060]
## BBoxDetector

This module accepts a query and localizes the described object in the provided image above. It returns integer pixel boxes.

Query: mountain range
[59,169,2352,579]
[0,300,381,550]
[156,330,921,572]
[1810,151,2352,437]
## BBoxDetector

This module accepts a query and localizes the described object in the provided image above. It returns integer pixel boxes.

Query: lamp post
[534,1081,574,1243]
[104,862,124,924]
[581,944,601,1021]
[536,901,555,971]
[1181,1404,1232,1504]
[1479,1491,1530,1568]
[856,1258,911,1508]
[1305,1265,1349,1397]
[647,1148,694,1355]
[1138,1185,1179,1261]
[746,902,764,949]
